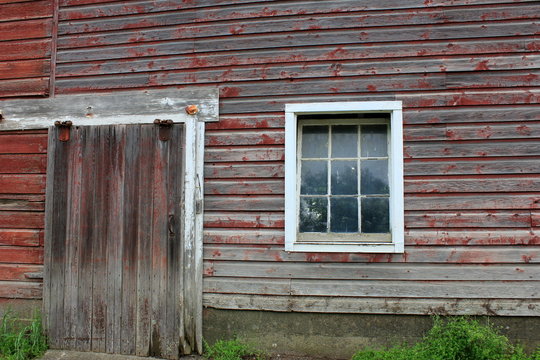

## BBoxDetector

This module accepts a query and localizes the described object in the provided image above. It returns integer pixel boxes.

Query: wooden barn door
[44,124,190,359]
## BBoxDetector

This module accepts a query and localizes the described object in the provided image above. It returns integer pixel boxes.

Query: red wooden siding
[0,0,55,97]
[0,131,46,301]
[1,0,539,314]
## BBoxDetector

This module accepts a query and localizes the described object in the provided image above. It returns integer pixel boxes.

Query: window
[285,102,404,253]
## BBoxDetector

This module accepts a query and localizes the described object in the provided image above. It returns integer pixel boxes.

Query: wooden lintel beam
[0,88,219,131]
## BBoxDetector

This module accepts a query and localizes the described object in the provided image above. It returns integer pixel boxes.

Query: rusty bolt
[54,121,61,126]
[0,110,3,122]
[154,119,161,124]
[185,105,199,115]
[65,121,73,127]
[165,120,174,125]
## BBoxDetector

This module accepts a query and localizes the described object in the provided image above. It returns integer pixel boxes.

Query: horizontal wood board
[0,0,54,98]
[2,0,540,314]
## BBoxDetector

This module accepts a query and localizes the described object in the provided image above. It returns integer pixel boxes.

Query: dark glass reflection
[361,125,387,157]
[300,161,327,195]
[361,160,389,195]
[299,197,328,232]
[361,197,389,233]
[302,126,328,158]
[330,197,358,233]
[331,161,357,195]
[332,125,358,157]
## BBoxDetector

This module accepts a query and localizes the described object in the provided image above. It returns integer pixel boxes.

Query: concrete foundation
[203,308,540,359]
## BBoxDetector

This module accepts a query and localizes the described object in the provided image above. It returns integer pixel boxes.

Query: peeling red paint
[220,87,241,97]
[475,60,490,71]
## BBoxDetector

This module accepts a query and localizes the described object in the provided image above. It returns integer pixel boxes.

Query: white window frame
[285,101,404,253]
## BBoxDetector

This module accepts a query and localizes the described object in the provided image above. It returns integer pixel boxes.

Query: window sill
[285,242,404,253]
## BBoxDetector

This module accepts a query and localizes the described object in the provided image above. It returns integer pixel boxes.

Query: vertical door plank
[120,126,140,355]
[91,126,110,353]
[44,126,69,349]
[135,125,155,357]
[76,126,96,352]
[106,126,126,354]
[150,125,169,357]
[62,127,83,350]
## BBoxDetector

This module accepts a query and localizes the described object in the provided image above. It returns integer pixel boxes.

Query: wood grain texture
[44,125,188,358]
[47,0,540,318]
[203,294,540,316]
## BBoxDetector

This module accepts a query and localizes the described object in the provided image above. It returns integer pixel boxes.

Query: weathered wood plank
[0,175,46,194]
[0,59,51,81]
[405,106,540,125]
[405,122,540,141]
[204,163,284,179]
[406,194,540,211]
[205,147,283,162]
[404,140,540,159]
[532,211,540,227]
[202,294,540,316]
[0,78,49,98]
[0,195,45,211]
[0,246,43,264]
[0,19,52,42]
[57,5,540,48]
[204,212,284,229]
[56,22,538,63]
[0,134,48,154]
[405,177,540,193]
[206,130,284,147]
[0,154,47,174]
[220,89,540,114]
[57,37,538,77]
[405,210,531,228]
[59,0,274,9]
[205,262,540,281]
[406,229,539,246]
[58,0,539,32]
[206,115,284,130]
[0,212,44,229]
[404,159,540,176]
[204,245,540,263]
[0,39,51,62]
[205,180,283,195]
[203,229,540,246]
[0,0,53,22]
[0,264,43,281]
[0,229,42,246]
[204,229,284,245]
[204,277,539,299]
[0,281,42,299]
[0,88,218,131]
[205,196,283,211]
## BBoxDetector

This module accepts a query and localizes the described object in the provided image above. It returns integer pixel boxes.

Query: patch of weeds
[352,317,535,360]
[0,312,48,360]
[204,338,263,360]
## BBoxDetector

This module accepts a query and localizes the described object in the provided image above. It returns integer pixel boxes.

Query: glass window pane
[302,126,328,158]
[332,125,357,157]
[361,125,387,157]
[301,161,327,195]
[361,160,389,195]
[299,197,328,232]
[361,197,389,233]
[330,197,358,233]
[331,161,358,195]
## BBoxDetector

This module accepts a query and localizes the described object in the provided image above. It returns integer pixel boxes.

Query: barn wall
[0,0,55,97]
[1,0,539,316]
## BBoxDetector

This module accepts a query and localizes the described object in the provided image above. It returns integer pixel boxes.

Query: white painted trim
[182,118,205,354]
[284,101,404,253]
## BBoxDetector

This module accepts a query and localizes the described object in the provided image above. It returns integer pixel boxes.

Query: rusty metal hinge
[54,121,73,142]
[154,119,173,141]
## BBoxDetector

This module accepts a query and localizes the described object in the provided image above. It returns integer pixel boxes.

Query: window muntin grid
[297,119,391,243]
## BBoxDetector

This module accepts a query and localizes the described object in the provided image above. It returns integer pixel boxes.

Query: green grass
[352,317,539,360]
[204,338,262,360]
[0,312,48,360]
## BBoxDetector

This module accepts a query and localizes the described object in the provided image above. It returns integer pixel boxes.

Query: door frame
[0,88,219,354]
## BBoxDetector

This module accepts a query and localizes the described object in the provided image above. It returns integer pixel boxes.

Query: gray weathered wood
[44,125,190,359]
[0,88,218,130]
[202,294,540,316]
